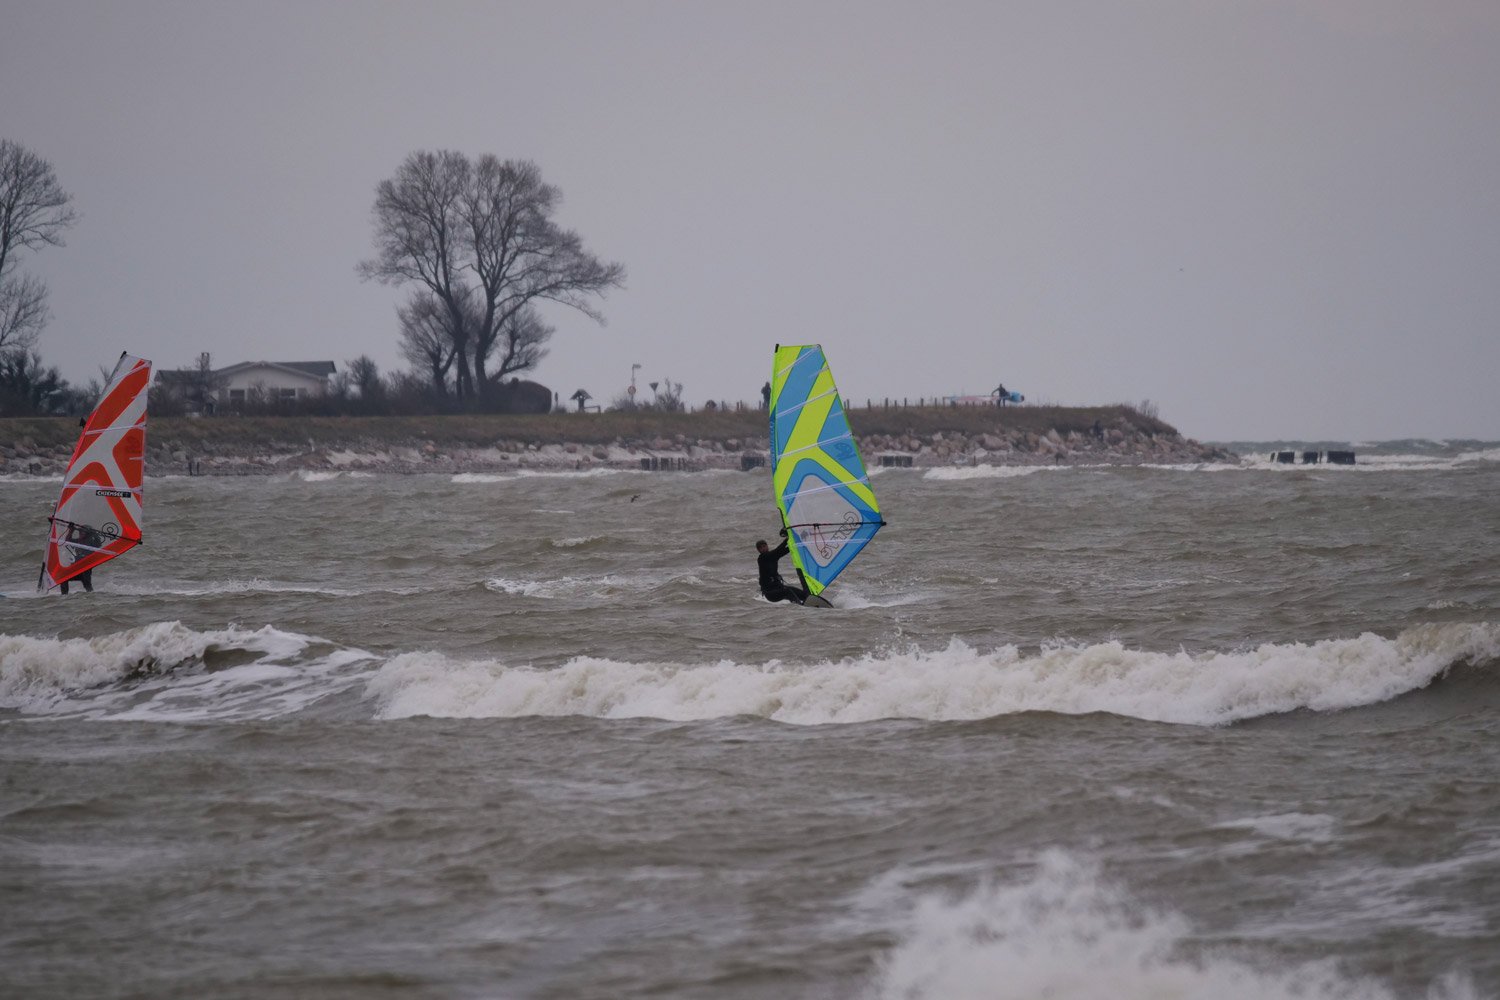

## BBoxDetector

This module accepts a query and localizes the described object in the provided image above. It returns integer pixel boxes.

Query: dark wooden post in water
[1273,451,1296,463]
[1325,450,1356,465]
[1302,451,1321,464]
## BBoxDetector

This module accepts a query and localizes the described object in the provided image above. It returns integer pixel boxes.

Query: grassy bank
[1,403,1180,454]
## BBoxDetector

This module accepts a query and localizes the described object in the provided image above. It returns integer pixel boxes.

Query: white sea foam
[484,577,557,598]
[10,621,1493,727]
[483,569,686,600]
[862,852,1477,1000]
[922,464,1071,481]
[1217,812,1340,843]
[1238,449,1500,473]
[364,622,1499,725]
[278,469,375,482]
[104,578,365,598]
[833,586,933,609]
[452,468,631,483]
[41,578,429,599]
[1453,446,1500,465]
[1138,461,1255,473]
[0,622,373,720]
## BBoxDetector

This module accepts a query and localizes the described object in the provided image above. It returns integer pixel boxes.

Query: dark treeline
[0,350,95,417]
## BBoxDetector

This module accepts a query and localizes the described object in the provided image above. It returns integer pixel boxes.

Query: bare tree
[0,140,78,356]
[483,305,553,389]
[461,157,623,391]
[171,351,227,412]
[358,151,477,398]
[397,289,465,394]
[360,151,623,405]
[346,354,383,399]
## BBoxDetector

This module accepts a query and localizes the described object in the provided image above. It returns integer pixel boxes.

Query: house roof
[216,361,336,379]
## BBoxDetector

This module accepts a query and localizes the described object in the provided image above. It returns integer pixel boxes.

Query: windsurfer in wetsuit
[59,523,100,595]
[756,529,808,605]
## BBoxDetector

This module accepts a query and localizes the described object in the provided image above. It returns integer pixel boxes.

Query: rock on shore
[2,425,1236,476]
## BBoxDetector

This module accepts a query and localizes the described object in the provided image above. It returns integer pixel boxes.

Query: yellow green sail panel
[769,344,884,597]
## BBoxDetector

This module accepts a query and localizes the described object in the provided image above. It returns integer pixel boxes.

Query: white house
[156,359,337,413]
[216,361,336,404]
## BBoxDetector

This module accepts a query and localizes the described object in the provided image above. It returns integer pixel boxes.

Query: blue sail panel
[769,344,883,597]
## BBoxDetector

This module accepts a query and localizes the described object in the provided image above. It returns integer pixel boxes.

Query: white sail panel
[39,353,152,592]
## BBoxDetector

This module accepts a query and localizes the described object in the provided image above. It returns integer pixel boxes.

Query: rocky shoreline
[2,423,1237,477]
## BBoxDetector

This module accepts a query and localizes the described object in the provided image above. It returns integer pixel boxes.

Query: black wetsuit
[59,568,92,595]
[59,527,99,595]
[758,539,807,604]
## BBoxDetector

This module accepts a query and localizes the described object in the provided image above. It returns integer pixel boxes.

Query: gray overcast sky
[4,0,1498,441]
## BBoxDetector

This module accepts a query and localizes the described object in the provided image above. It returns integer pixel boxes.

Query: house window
[280,388,297,399]
[229,389,245,401]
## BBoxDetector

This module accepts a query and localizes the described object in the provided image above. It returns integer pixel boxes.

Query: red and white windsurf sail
[38,352,152,592]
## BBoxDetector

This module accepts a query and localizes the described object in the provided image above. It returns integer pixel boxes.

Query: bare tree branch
[358,150,479,398]
[397,291,459,393]
[483,305,553,387]
[464,156,624,391]
[362,151,623,405]
[0,140,77,355]
[345,354,383,399]
[0,273,48,356]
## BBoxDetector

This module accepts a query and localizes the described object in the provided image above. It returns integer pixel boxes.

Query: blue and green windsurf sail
[769,344,885,598]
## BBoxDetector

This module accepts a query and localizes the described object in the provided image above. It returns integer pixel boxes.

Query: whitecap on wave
[0,473,62,484]
[106,578,363,598]
[550,535,602,548]
[47,578,428,599]
[274,469,376,482]
[363,622,1500,725]
[483,569,693,600]
[861,851,1476,1000]
[830,585,933,609]
[0,621,374,721]
[1237,448,1500,472]
[452,468,632,483]
[922,465,1073,481]
[1215,812,1340,844]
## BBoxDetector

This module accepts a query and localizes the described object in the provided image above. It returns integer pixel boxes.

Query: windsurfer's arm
[772,537,790,559]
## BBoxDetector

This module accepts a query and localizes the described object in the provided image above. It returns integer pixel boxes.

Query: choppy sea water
[2,440,1497,999]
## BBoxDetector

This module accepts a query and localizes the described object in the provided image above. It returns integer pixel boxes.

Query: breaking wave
[862,852,1478,1000]
[7,622,1493,727]
[365,622,1498,726]
[0,622,372,721]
